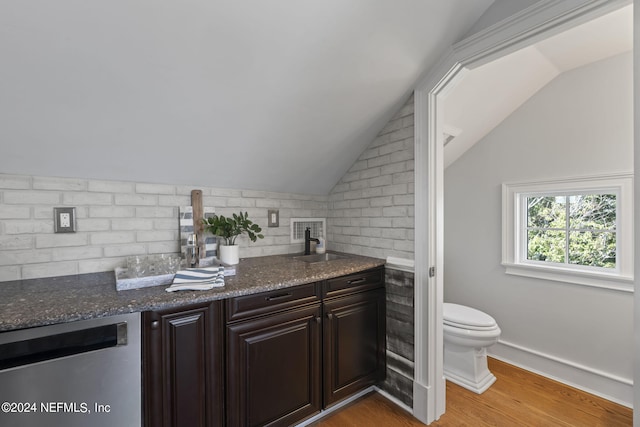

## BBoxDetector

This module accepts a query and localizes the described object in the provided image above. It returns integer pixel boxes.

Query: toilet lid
[443,303,497,330]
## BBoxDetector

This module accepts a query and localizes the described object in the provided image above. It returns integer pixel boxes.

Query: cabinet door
[227,304,322,427]
[323,289,386,407]
[143,301,224,427]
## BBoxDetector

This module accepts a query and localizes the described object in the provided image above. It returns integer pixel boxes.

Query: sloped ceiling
[442,4,633,168]
[0,0,493,194]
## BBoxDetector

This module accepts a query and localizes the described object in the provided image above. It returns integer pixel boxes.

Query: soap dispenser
[316,237,326,254]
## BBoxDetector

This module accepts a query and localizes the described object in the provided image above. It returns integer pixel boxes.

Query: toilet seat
[444,303,498,331]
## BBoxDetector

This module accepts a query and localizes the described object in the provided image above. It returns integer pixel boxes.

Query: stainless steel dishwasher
[0,312,141,427]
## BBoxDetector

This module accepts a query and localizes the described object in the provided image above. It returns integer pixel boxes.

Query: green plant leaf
[202,211,265,247]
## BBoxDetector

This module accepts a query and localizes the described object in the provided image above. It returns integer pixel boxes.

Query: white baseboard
[490,340,633,408]
[412,381,431,423]
[412,376,446,424]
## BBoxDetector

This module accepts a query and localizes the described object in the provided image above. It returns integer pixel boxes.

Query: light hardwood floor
[312,358,632,426]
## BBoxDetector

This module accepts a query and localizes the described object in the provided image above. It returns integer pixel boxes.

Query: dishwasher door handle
[117,322,128,345]
[0,321,128,370]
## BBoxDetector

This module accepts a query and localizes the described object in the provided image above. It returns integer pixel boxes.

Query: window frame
[502,173,633,292]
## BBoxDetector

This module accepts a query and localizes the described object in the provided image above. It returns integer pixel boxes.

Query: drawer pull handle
[347,277,366,285]
[266,293,293,301]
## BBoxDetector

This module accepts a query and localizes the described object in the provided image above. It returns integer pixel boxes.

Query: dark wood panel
[383,267,414,407]
[323,289,386,407]
[226,282,320,322]
[323,268,383,299]
[381,355,414,408]
[165,312,206,427]
[384,268,414,361]
[227,304,322,426]
[143,301,224,427]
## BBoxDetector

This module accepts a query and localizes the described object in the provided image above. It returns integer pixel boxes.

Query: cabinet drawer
[323,268,383,298]
[226,282,321,322]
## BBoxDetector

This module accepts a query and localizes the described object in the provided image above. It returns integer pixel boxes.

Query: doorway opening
[412,1,633,423]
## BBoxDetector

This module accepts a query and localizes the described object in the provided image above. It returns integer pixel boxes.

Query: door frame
[411,0,632,423]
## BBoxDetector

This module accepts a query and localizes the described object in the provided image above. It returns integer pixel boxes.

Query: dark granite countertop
[0,252,385,332]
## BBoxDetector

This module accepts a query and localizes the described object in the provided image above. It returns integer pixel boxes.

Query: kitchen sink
[292,253,349,263]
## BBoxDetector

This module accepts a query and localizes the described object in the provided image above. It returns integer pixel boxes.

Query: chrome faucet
[304,227,320,255]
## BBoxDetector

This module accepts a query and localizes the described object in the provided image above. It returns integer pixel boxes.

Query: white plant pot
[219,244,239,265]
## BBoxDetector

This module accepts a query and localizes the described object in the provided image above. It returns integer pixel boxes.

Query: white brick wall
[0,95,415,282]
[328,94,415,260]
[0,175,328,282]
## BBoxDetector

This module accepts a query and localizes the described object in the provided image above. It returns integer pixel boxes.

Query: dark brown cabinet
[226,303,323,426]
[226,267,385,426]
[143,301,224,427]
[323,287,386,407]
[225,282,322,426]
[143,267,385,427]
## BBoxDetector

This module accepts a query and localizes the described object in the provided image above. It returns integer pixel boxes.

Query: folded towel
[166,266,225,292]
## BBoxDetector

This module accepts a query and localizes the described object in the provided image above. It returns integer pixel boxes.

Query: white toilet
[443,303,501,394]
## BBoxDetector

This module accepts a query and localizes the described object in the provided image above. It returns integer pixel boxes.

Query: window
[526,194,616,268]
[502,174,633,291]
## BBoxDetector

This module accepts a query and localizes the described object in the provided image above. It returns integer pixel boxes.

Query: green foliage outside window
[526,194,616,268]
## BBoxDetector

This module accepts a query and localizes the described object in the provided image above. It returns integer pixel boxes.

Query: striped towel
[166,266,225,292]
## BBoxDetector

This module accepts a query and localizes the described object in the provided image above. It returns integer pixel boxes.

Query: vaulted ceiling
[442,4,633,167]
[0,0,494,194]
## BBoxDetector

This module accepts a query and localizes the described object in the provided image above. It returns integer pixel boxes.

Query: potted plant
[202,211,264,265]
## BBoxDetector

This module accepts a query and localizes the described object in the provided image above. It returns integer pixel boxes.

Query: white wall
[0,96,417,283]
[0,1,494,197]
[444,52,633,405]
[633,3,639,423]
[463,0,539,39]
[0,92,417,282]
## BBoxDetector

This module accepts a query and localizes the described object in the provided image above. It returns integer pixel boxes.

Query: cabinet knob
[150,320,160,329]
[327,313,333,320]
[315,316,321,324]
